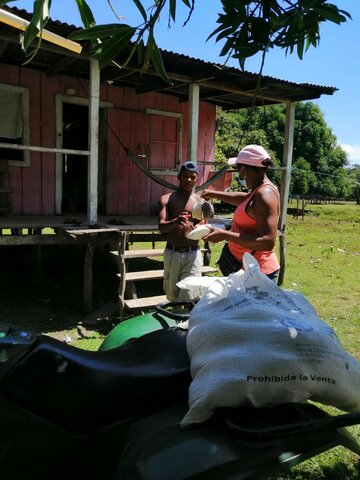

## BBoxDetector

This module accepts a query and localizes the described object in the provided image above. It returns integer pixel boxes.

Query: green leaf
[169,0,176,22]
[69,24,133,41]
[23,0,50,52]
[137,39,145,66]
[132,0,147,22]
[74,0,95,28]
[181,0,191,7]
[96,27,136,69]
[232,43,262,59]
[215,25,238,42]
[150,40,172,85]
[297,36,304,60]
[207,21,230,42]
[250,18,271,46]
[142,36,152,71]
[314,5,350,24]
[219,36,235,57]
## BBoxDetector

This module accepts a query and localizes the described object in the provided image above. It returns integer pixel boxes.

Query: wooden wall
[0,63,216,216]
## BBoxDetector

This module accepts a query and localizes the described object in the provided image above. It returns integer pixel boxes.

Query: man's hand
[177,211,192,226]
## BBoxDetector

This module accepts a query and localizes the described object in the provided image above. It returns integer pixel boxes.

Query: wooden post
[88,57,100,225]
[187,83,200,163]
[118,232,127,320]
[83,239,95,313]
[203,240,211,266]
[278,101,295,285]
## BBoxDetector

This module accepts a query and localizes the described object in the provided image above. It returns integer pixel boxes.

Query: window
[146,109,182,172]
[0,84,30,166]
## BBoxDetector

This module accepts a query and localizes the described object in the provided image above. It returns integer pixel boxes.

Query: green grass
[209,202,360,480]
[72,202,360,479]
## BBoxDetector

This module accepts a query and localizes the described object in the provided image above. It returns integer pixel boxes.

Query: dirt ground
[0,244,121,342]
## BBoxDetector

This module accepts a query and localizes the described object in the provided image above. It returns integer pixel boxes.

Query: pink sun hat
[228,144,271,168]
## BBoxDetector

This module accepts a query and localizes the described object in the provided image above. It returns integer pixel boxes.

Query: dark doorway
[62,103,88,213]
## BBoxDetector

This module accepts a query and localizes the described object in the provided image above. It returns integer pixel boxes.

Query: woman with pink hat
[201,144,280,281]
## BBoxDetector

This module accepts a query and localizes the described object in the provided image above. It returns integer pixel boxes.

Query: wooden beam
[0,142,89,156]
[0,8,82,53]
[188,83,200,163]
[279,102,295,231]
[88,58,100,225]
[278,101,295,285]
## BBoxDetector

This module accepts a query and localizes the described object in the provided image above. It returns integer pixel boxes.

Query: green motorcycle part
[99,301,194,351]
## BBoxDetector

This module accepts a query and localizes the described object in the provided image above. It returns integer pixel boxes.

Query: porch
[0,213,222,317]
[0,215,166,314]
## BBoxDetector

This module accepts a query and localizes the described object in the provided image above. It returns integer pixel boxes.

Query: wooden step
[111,248,164,259]
[120,266,217,282]
[124,294,168,310]
[111,247,208,260]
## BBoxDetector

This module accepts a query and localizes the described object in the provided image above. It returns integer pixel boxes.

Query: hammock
[126,148,229,192]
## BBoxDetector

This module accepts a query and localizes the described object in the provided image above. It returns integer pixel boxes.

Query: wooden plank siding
[1,64,22,214]
[128,111,150,215]
[0,63,216,217]
[40,72,59,215]
[21,68,42,214]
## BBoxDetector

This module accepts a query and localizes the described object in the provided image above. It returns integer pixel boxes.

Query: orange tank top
[228,182,280,275]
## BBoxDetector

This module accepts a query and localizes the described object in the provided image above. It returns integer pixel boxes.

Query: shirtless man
[158,161,203,301]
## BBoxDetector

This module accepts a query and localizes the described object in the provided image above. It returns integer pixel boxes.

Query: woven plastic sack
[181,254,360,428]
[176,275,228,300]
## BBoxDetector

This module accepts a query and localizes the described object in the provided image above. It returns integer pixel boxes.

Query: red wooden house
[0,5,337,226]
[0,7,339,312]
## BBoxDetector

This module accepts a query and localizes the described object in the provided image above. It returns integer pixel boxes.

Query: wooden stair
[111,246,217,317]
[124,295,168,310]
[111,248,164,259]
[121,265,217,283]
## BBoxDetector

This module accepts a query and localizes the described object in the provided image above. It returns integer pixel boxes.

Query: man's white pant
[163,248,203,301]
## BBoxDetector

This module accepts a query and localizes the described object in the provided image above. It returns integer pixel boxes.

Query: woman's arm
[201,189,248,207]
[204,188,279,251]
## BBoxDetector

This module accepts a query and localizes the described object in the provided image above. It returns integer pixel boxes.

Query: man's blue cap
[179,161,199,174]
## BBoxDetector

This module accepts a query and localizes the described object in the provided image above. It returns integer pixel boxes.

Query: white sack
[181,253,360,427]
[177,275,227,300]
[187,224,211,240]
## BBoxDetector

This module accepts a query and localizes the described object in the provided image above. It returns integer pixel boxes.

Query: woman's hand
[203,226,227,243]
[200,189,214,201]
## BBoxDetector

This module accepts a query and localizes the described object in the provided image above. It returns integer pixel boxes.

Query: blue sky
[14,0,360,165]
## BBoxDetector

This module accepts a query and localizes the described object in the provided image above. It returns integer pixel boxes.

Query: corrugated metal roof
[0,6,337,109]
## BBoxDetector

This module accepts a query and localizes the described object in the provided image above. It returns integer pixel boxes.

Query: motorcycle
[0,302,359,480]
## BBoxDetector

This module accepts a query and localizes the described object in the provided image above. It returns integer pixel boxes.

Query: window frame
[0,83,30,167]
[146,108,183,175]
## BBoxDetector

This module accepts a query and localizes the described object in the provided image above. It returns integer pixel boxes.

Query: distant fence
[289,195,346,205]
[288,195,346,219]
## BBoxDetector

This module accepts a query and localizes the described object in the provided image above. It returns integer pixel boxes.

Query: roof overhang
[0,6,337,110]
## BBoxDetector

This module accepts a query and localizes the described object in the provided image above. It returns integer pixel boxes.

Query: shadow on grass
[0,245,119,335]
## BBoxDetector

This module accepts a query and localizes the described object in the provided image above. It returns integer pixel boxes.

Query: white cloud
[339,143,360,166]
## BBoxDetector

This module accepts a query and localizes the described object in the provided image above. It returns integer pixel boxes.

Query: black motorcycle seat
[0,328,191,433]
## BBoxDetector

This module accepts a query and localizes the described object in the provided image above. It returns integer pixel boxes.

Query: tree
[214,102,349,197]
[0,1,351,82]
[346,165,360,204]
[291,157,317,196]
[214,106,282,188]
